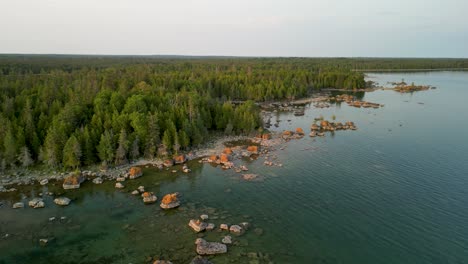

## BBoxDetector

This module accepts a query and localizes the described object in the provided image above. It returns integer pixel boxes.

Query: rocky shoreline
[0,134,253,189]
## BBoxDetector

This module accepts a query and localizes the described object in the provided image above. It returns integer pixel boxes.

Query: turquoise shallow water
[1,72,468,263]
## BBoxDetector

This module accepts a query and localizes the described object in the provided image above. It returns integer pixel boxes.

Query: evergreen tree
[97,130,114,166]
[62,135,81,169]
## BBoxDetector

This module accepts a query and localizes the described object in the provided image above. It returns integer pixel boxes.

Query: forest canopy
[1,55,466,170]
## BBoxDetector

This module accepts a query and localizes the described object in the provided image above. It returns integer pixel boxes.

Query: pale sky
[1,0,467,57]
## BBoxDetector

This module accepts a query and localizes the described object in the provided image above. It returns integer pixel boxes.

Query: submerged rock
[12,202,24,209]
[28,198,45,209]
[39,179,49,185]
[190,256,213,264]
[229,225,243,234]
[160,193,180,209]
[206,223,215,231]
[189,219,208,232]
[128,167,143,179]
[54,197,71,206]
[222,235,232,244]
[200,214,209,220]
[195,238,227,255]
[142,192,157,204]
[115,182,125,189]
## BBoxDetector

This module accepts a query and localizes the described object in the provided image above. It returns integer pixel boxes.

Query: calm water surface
[1,72,468,264]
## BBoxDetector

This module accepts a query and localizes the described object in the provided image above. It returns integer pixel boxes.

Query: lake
[1,71,468,264]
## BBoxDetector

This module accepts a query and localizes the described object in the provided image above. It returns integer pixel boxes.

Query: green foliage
[62,135,81,169]
[5,55,452,169]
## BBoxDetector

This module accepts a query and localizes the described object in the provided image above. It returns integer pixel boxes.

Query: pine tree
[3,128,17,167]
[97,130,114,166]
[62,135,81,169]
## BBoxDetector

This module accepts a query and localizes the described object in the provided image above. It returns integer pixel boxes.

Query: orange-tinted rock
[160,193,181,209]
[320,120,330,127]
[174,155,187,164]
[63,173,85,189]
[220,153,230,163]
[129,167,143,179]
[295,128,304,135]
[163,159,174,167]
[262,133,271,140]
[283,130,293,136]
[142,192,157,204]
[209,155,218,162]
[247,146,258,153]
[223,148,233,155]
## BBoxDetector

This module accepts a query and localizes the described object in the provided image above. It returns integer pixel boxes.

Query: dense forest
[1,55,467,171]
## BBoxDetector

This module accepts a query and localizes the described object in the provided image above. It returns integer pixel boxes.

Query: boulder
[261,133,271,140]
[153,261,173,264]
[28,198,45,209]
[128,167,143,179]
[229,225,243,234]
[63,173,85,189]
[309,131,317,137]
[246,146,258,153]
[206,223,215,231]
[174,155,187,164]
[160,193,180,209]
[182,165,191,173]
[223,148,233,155]
[208,155,218,162]
[220,224,229,230]
[195,238,227,255]
[12,202,24,209]
[295,127,305,135]
[163,159,174,167]
[219,153,230,163]
[40,179,49,186]
[116,177,126,182]
[222,235,232,244]
[310,124,319,131]
[92,177,103,184]
[131,190,139,195]
[142,192,157,204]
[200,214,209,220]
[189,219,208,232]
[137,186,145,193]
[54,197,71,206]
[115,182,125,189]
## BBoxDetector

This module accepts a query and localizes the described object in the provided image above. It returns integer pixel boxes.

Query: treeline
[7,55,458,170]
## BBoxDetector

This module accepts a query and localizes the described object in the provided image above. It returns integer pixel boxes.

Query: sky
[1,0,467,57]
